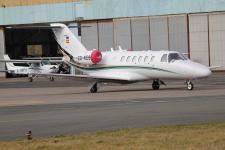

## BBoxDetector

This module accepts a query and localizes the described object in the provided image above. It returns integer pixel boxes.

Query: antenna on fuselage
[118,46,122,51]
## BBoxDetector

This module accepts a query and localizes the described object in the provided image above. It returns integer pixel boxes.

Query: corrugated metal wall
[81,22,98,50]
[81,16,189,52]
[209,13,225,70]
[0,28,5,77]
[149,16,169,50]
[98,21,114,51]
[113,19,132,50]
[79,13,225,70]
[131,17,150,51]
[189,14,209,66]
[168,15,188,53]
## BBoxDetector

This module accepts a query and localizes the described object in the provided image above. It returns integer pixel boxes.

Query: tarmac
[0,72,225,140]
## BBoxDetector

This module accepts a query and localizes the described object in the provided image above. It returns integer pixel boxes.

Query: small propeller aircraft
[6,23,212,92]
[0,55,63,82]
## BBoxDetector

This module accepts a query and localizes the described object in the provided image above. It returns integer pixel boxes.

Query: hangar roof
[1,0,225,25]
[0,0,88,7]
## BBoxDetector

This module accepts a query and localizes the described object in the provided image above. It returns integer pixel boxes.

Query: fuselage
[10,64,59,75]
[66,50,211,82]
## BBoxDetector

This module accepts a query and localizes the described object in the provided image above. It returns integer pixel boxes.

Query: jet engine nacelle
[74,49,102,65]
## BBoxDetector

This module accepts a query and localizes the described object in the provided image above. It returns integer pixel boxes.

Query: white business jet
[0,55,62,82]
[31,23,211,92]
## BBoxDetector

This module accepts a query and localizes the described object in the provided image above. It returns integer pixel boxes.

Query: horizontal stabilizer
[6,25,90,30]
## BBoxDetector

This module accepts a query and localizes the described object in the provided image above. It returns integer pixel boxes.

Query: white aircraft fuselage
[8,64,59,75]
[64,50,211,82]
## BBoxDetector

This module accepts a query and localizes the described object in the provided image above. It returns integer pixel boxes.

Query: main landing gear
[49,77,54,82]
[152,80,160,90]
[187,80,194,90]
[152,79,166,90]
[28,77,33,82]
[90,82,98,93]
[28,74,34,82]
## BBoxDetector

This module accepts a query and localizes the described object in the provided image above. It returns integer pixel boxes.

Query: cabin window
[138,56,143,62]
[132,56,137,63]
[150,56,155,62]
[120,56,125,62]
[161,54,168,62]
[126,56,131,62]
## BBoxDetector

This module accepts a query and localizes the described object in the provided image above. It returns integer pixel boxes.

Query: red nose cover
[91,50,102,64]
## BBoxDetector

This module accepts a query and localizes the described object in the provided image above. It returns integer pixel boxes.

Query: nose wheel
[187,81,194,90]
[152,80,160,90]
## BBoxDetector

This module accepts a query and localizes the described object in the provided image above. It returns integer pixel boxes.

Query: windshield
[30,63,41,68]
[168,53,187,62]
[41,60,51,65]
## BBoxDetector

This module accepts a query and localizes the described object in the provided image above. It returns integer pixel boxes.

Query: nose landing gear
[187,80,194,90]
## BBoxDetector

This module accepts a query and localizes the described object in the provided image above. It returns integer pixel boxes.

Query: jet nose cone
[195,66,211,78]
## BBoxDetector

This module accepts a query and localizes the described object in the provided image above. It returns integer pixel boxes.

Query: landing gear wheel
[49,77,54,82]
[152,80,160,90]
[28,77,33,82]
[187,81,194,90]
[90,83,98,93]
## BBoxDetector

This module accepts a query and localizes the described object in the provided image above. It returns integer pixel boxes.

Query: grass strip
[1,122,225,150]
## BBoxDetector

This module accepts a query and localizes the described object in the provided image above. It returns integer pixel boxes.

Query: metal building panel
[113,18,131,50]
[0,0,85,7]
[0,28,5,77]
[168,15,188,53]
[81,22,98,50]
[98,21,114,51]
[76,0,225,21]
[3,0,225,25]
[131,17,150,51]
[149,16,168,50]
[189,14,209,66]
[209,13,225,70]
[0,2,76,25]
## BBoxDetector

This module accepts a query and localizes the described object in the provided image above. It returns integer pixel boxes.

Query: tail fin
[51,23,87,58]
[4,55,16,70]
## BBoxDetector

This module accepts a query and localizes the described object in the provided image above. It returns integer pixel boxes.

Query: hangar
[1,0,225,77]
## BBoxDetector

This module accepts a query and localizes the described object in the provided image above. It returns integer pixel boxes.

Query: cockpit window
[161,54,168,62]
[168,53,187,62]
[30,63,41,68]
[41,60,51,65]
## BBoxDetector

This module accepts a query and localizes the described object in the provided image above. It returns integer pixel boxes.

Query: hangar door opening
[4,28,60,59]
